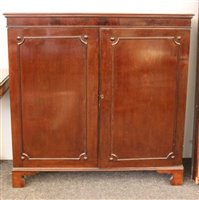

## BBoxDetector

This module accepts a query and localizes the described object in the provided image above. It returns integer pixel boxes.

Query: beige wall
[0,0,198,159]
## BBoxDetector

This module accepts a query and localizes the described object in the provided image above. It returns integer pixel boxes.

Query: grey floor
[0,160,198,200]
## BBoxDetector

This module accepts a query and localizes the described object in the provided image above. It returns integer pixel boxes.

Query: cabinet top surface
[4,13,193,18]
[4,13,193,27]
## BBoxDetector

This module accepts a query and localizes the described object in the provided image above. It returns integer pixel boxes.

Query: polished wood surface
[4,13,192,28]
[0,76,9,97]
[12,165,183,187]
[157,168,184,185]
[8,28,98,167]
[99,28,190,168]
[5,13,192,187]
[12,171,38,188]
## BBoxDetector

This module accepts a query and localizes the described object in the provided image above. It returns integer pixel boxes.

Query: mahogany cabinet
[5,13,192,187]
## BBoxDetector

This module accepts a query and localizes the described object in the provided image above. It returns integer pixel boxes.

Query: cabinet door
[99,28,190,168]
[8,28,98,168]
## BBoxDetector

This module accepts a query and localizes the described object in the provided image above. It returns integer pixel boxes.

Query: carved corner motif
[173,36,181,45]
[80,35,88,45]
[17,36,25,45]
[79,152,88,160]
[166,152,175,159]
[109,153,118,161]
[21,153,30,160]
[110,37,120,46]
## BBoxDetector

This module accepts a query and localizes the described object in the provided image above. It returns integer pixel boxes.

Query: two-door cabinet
[5,13,193,187]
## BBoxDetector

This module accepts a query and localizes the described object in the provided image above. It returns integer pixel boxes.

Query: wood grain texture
[6,13,192,187]
[99,28,190,168]
[4,13,193,28]
[8,27,98,168]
